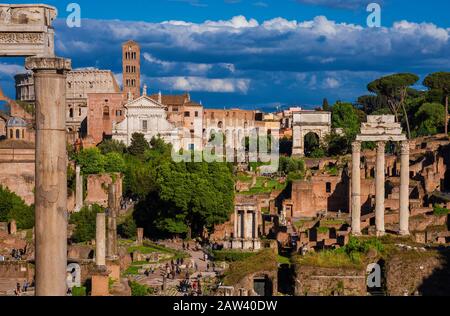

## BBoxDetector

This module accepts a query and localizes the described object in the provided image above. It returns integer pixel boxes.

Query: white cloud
[154,76,250,93]
[0,63,26,76]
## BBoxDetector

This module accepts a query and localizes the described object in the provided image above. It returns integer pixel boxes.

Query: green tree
[368,73,419,139]
[118,215,137,239]
[69,204,104,243]
[98,139,126,155]
[75,148,105,175]
[414,102,445,136]
[128,133,150,157]
[0,186,34,230]
[423,72,450,135]
[331,102,361,138]
[104,152,126,173]
[134,161,235,238]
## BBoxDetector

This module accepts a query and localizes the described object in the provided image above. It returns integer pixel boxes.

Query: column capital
[400,140,410,154]
[376,141,386,151]
[25,57,72,72]
[352,141,361,153]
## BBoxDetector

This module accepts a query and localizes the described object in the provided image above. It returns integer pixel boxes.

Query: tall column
[26,57,72,296]
[233,209,238,239]
[96,213,106,267]
[75,165,83,212]
[399,141,410,235]
[106,184,118,259]
[351,141,362,235]
[375,141,386,236]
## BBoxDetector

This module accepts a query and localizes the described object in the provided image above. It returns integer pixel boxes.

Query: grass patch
[316,227,330,234]
[127,241,189,260]
[240,177,287,195]
[277,255,291,265]
[433,205,450,216]
[223,249,277,286]
[294,237,388,269]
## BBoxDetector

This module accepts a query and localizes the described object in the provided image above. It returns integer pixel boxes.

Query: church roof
[7,116,27,127]
[149,93,190,106]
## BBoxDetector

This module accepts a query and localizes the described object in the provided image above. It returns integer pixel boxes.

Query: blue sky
[1,0,450,111]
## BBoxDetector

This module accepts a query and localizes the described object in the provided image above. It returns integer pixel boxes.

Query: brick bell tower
[122,40,141,100]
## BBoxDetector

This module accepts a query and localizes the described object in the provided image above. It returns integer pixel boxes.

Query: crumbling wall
[294,265,366,296]
[385,249,450,296]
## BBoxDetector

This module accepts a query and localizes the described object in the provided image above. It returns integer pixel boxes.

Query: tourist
[22,280,29,292]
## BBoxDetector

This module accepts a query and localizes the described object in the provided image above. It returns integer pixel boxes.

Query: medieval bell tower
[122,40,141,100]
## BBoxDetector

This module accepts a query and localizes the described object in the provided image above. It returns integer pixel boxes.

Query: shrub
[72,286,87,296]
[129,281,151,296]
[69,204,104,243]
[118,215,137,239]
[433,205,450,216]
[0,185,34,229]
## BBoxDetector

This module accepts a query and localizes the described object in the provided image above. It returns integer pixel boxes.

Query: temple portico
[225,203,261,250]
[351,115,409,237]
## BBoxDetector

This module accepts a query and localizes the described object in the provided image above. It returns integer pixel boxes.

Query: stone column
[106,184,118,259]
[26,57,72,296]
[75,165,83,212]
[233,209,238,239]
[399,141,410,235]
[246,211,253,239]
[351,141,362,235]
[136,228,144,246]
[96,213,106,267]
[375,141,386,236]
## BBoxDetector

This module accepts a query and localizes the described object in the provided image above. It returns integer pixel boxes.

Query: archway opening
[304,132,320,157]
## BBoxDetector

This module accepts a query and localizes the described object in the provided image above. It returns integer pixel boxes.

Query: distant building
[15,68,121,142]
[122,40,141,100]
[112,88,182,150]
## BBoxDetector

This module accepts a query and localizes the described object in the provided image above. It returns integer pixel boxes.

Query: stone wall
[291,175,349,217]
[0,262,34,280]
[0,157,34,205]
[385,249,450,296]
[294,265,366,296]
[85,173,123,207]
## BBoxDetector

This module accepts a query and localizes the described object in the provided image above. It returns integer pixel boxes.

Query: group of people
[14,280,31,296]
[11,248,26,261]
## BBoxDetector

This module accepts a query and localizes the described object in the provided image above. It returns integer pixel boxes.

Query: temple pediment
[125,95,166,109]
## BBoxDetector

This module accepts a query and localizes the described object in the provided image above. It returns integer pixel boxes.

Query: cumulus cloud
[0,63,26,76]
[1,14,449,107]
[153,76,250,93]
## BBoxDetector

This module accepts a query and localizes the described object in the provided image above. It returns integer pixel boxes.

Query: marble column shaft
[399,141,410,235]
[375,141,386,235]
[26,57,72,296]
[96,213,106,267]
[351,141,362,235]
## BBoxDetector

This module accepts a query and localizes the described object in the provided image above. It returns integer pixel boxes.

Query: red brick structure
[122,40,141,100]
[85,93,126,146]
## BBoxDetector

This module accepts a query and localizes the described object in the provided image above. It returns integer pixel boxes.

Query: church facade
[112,91,183,151]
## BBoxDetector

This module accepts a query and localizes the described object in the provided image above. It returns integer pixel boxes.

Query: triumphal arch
[292,110,331,156]
[0,4,71,296]
[351,115,410,237]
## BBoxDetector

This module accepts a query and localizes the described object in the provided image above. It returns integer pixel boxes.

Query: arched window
[16,129,20,139]
[103,106,110,117]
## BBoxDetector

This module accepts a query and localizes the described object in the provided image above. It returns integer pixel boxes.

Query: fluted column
[375,141,386,236]
[26,57,72,296]
[95,213,106,267]
[351,141,362,235]
[399,141,410,235]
